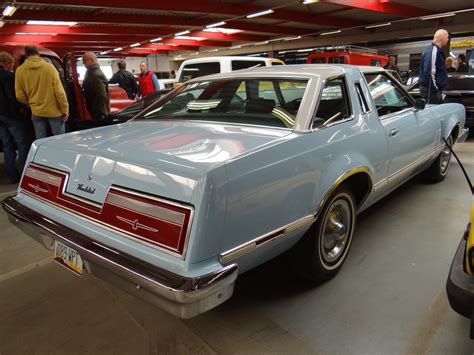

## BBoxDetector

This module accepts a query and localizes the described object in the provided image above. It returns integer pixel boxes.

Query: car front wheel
[291,186,356,282]
[425,135,453,183]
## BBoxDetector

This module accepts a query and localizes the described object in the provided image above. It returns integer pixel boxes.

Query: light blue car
[3,65,468,318]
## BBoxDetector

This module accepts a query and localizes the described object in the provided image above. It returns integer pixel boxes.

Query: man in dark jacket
[457,53,469,73]
[82,52,110,119]
[109,60,139,99]
[0,52,30,183]
[419,29,449,104]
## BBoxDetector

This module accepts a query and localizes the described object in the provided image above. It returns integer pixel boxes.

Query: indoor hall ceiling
[0,0,473,58]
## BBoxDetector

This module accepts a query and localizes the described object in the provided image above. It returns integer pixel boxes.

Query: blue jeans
[31,115,65,139]
[0,115,30,183]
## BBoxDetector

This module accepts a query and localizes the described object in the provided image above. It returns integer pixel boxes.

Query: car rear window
[180,62,221,82]
[139,78,309,129]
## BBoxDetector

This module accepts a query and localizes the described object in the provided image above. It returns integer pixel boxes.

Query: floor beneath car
[1,136,474,354]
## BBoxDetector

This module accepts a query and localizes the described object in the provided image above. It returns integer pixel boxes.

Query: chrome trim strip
[106,192,185,225]
[24,167,62,187]
[219,214,315,264]
[373,148,439,191]
[2,196,237,319]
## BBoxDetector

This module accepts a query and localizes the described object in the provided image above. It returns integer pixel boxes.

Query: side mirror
[414,98,426,111]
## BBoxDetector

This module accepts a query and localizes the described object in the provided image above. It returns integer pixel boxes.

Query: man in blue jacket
[419,29,450,104]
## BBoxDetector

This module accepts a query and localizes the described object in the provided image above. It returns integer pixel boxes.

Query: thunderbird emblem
[116,216,159,233]
[77,183,96,194]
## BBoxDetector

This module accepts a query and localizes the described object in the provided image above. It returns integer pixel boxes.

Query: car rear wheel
[290,186,356,282]
[425,135,453,183]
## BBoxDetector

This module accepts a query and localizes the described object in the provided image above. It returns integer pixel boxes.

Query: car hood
[32,120,291,203]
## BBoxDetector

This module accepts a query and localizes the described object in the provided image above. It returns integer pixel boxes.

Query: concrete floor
[1,136,474,355]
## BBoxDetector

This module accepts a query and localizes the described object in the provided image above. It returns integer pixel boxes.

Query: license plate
[53,240,83,275]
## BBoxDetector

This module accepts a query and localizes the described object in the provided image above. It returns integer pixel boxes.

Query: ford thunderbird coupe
[3,65,468,318]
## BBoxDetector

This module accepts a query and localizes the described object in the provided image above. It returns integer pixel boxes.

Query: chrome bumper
[2,195,238,319]
[458,128,470,143]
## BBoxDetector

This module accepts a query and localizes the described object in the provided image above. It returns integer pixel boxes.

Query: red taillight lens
[20,164,193,256]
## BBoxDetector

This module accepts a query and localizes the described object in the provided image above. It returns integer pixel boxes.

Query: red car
[307,46,388,67]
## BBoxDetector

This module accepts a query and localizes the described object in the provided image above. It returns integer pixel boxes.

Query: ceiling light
[0,21,4,28]
[420,12,456,20]
[130,43,140,47]
[210,49,219,52]
[100,51,108,55]
[150,37,162,43]
[3,5,17,17]
[283,36,301,41]
[246,9,274,19]
[320,30,341,36]
[175,30,190,36]
[297,48,314,52]
[27,20,77,26]
[365,22,391,29]
[204,28,242,34]
[113,47,123,52]
[302,0,320,4]
[230,45,242,49]
[174,36,206,41]
[206,21,226,29]
[254,41,269,45]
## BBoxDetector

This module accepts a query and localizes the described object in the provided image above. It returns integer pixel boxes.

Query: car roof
[185,64,384,82]
[179,56,279,65]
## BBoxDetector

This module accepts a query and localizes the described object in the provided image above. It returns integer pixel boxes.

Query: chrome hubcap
[321,199,351,264]
[440,139,452,175]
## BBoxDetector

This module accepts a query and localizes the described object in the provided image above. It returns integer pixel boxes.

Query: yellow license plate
[54,241,83,275]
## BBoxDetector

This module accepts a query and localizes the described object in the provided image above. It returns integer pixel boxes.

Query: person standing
[15,45,69,138]
[0,52,30,183]
[418,29,450,104]
[109,60,139,99]
[445,57,456,73]
[82,52,110,120]
[457,53,469,73]
[138,61,160,97]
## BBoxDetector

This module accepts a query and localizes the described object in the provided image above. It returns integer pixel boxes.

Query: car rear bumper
[446,225,473,321]
[2,195,238,319]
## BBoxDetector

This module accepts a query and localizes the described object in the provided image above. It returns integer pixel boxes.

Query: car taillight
[20,163,193,256]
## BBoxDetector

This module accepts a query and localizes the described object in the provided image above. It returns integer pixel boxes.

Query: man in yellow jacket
[15,45,69,139]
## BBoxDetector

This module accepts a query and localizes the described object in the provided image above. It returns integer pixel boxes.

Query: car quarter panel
[221,113,389,273]
[428,103,466,142]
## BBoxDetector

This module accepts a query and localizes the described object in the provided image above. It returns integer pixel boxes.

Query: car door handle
[389,128,399,137]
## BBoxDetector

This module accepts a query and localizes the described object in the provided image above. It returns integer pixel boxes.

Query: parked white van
[175,56,284,85]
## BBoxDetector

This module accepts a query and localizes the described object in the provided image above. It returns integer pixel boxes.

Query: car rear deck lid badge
[77,183,96,194]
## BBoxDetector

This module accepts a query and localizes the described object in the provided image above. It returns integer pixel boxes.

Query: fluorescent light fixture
[130,43,140,47]
[254,41,269,45]
[204,27,242,34]
[283,36,301,41]
[206,21,226,29]
[100,51,108,55]
[420,12,455,20]
[27,20,77,26]
[230,45,242,49]
[246,9,274,19]
[320,29,341,36]
[3,5,17,17]
[15,32,56,35]
[297,48,314,52]
[113,47,123,52]
[449,51,456,58]
[0,21,4,28]
[150,37,162,43]
[175,36,206,41]
[175,30,190,36]
[303,0,320,4]
[210,48,219,52]
[365,22,391,29]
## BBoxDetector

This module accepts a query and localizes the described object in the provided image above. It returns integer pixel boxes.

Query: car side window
[180,62,221,82]
[312,77,351,129]
[231,60,266,70]
[363,73,412,117]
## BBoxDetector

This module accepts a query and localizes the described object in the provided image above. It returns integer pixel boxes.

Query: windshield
[138,78,309,129]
